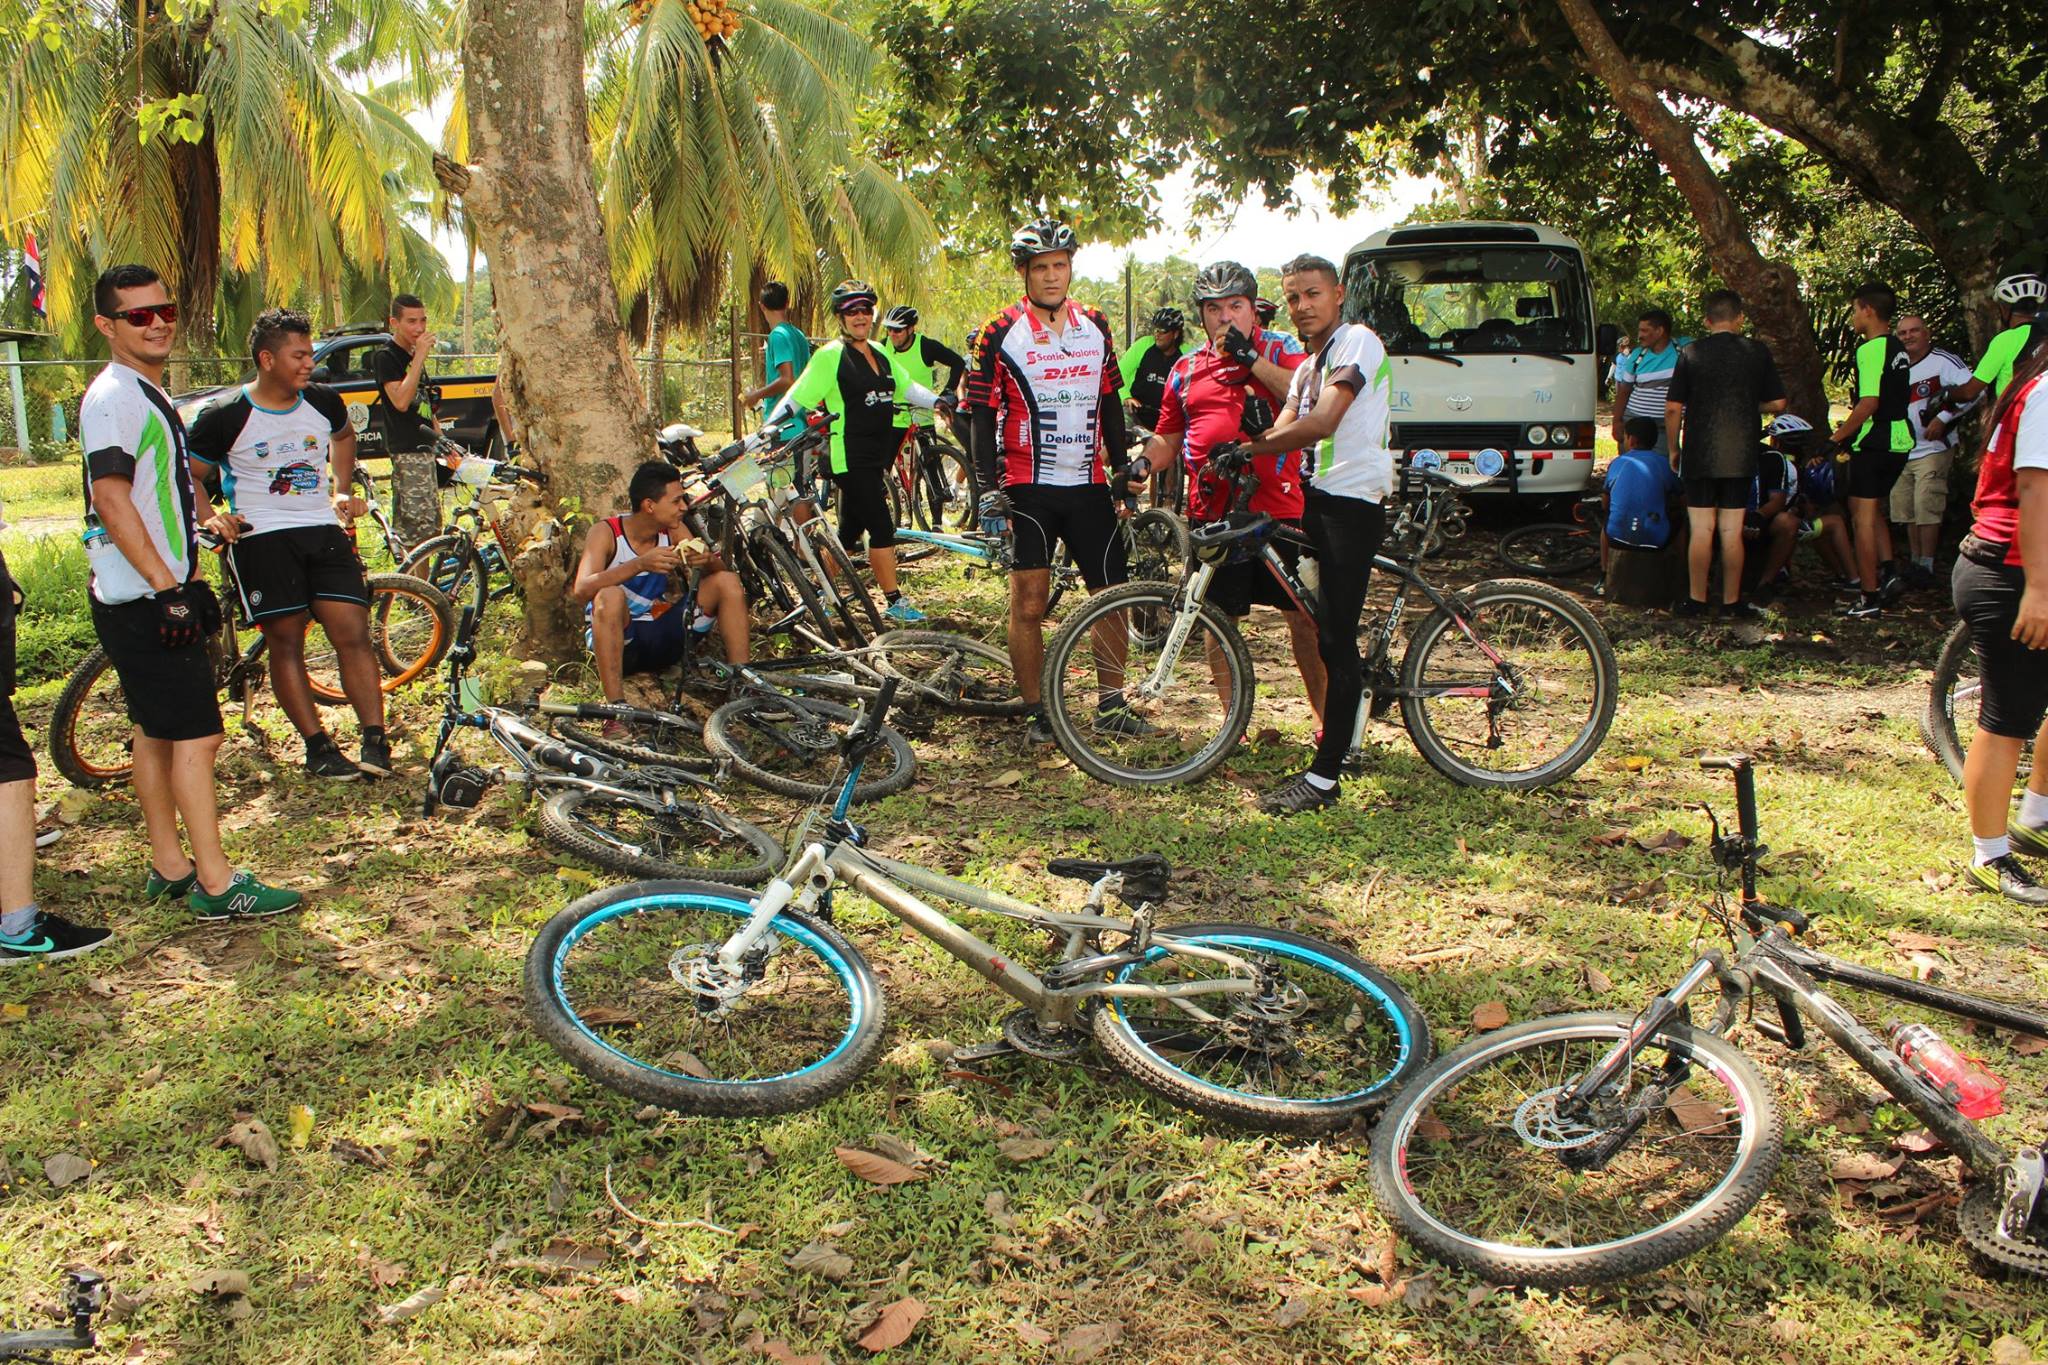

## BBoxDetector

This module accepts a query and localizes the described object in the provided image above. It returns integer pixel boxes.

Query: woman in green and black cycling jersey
[773,280,948,624]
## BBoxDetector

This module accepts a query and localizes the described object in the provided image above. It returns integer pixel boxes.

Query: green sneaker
[188,871,304,922]
[2010,820,2048,859]
[1964,854,2048,908]
[143,866,198,901]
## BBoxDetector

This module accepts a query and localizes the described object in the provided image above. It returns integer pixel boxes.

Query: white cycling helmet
[1767,414,1812,437]
[1993,273,2047,306]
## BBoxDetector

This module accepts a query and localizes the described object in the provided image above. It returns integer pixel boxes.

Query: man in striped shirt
[1611,309,1687,458]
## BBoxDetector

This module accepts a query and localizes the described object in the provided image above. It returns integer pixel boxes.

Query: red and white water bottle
[1887,1021,2007,1120]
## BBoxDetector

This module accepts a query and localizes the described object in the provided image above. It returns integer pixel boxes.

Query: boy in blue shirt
[1602,417,1682,578]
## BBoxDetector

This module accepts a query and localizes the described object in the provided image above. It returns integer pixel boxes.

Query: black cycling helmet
[1192,260,1259,305]
[1148,306,1185,333]
[829,278,878,314]
[1255,297,1278,326]
[881,304,918,330]
[1010,218,1080,267]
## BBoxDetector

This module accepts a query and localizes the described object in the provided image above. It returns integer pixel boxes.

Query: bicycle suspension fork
[1134,561,1220,699]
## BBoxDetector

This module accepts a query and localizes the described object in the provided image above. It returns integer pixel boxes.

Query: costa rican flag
[22,233,43,315]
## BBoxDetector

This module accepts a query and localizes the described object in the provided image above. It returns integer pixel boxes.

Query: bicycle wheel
[751,531,837,644]
[914,436,978,532]
[1366,1011,1781,1288]
[1122,510,1191,650]
[1498,523,1599,578]
[1923,619,2033,789]
[524,880,886,1116]
[536,788,783,885]
[1400,578,1617,790]
[1042,581,1254,788]
[806,527,885,646]
[49,646,136,788]
[305,573,455,704]
[703,694,917,802]
[551,711,711,770]
[1094,923,1433,1134]
[869,629,1030,717]
[401,534,488,623]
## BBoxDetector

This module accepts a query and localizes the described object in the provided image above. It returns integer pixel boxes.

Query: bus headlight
[1526,424,1549,447]
[1550,424,1574,445]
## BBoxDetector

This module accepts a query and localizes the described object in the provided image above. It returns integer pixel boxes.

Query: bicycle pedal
[949,1038,1021,1065]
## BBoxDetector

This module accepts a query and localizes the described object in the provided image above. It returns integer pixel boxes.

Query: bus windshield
[1345,246,1593,357]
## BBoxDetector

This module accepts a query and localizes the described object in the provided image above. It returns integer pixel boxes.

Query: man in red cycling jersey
[1137,260,1320,724]
[966,218,1139,745]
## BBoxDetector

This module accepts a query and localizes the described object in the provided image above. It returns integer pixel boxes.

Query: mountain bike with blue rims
[523,677,1433,1124]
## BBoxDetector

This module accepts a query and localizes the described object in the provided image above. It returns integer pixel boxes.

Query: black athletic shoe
[1839,595,1885,620]
[1965,854,2048,906]
[1723,600,1765,621]
[1260,772,1340,816]
[1024,714,1057,747]
[358,731,394,777]
[1093,697,1159,738]
[1672,599,1708,619]
[0,912,114,967]
[304,735,361,781]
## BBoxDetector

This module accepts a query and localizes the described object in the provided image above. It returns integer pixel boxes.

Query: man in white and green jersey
[1928,275,2048,426]
[1235,253,1396,815]
[742,281,812,443]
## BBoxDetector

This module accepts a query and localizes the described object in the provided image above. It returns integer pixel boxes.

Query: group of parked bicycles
[21,406,2043,1327]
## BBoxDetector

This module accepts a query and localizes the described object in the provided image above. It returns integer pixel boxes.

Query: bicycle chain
[1958,1179,2048,1278]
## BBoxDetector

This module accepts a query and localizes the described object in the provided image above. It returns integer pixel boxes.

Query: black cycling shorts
[1008,482,1128,591]
[1953,556,2048,740]
[831,467,897,551]
[1207,529,1307,617]
[228,524,369,622]
[0,550,26,782]
[90,596,224,743]
[1683,476,1751,510]
[1846,446,1909,502]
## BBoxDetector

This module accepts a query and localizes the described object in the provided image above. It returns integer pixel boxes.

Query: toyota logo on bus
[1445,393,1474,411]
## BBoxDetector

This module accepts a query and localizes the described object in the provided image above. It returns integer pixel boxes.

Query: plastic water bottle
[1887,1020,2006,1119]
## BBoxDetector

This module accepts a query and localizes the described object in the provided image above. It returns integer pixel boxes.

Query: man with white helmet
[1925,273,2048,424]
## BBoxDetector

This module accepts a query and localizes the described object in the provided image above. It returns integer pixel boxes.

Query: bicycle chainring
[1000,1009,1090,1061]
[1960,1176,2048,1278]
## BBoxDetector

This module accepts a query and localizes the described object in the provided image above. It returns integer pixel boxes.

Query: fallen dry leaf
[329,1138,390,1169]
[835,1146,926,1185]
[537,1238,606,1272]
[1637,828,1692,853]
[43,1152,93,1188]
[1666,1086,1726,1135]
[375,1279,457,1326]
[1988,1335,2038,1365]
[1588,826,1633,847]
[856,1297,928,1352]
[1470,1001,1510,1031]
[1583,966,1614,994]
[523,1101,583,1122]
[1059,1321,1125,1361]
[1829,1152,1905,1183]
[864,1131,937,1168]
[1413,1114,1453,1143]
[786,1241,854,1281]
[989,768,1026,788]
[1273,1295,1314,1328]
[1347,1282,1399,1307]
[751,1336,827,1365]
[189,1270,251,1297]
[1892,1130,1945,1155]
[997,1136,1056,1162]
[575,1005,638,1028]
[2013,1034,2048,1057]
[1891,930,1942,954]
[1014,1320,1054,1346]
[221,1119,280,1171]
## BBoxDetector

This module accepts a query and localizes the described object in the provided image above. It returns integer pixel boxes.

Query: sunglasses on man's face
[102,303,179,327]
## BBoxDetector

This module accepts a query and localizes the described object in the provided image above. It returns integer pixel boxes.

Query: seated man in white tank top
[570,460,747,705]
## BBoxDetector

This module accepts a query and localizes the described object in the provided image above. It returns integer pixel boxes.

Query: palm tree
[0,0,446,351]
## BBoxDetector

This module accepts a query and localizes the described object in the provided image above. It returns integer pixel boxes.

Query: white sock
[1303,772,1337,792]
[1974,835,2011,866]
[0,902,37,937]
[2020,789,2048,828]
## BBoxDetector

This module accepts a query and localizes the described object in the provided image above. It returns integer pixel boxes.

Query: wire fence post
[1124,257,1134,348]
[727,298,742,437]
[2,341,26,451]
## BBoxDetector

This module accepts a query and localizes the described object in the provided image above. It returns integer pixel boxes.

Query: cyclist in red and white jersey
[966,218,1139,745]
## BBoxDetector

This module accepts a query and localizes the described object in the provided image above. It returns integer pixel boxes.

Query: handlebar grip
[1697,755,1750,771]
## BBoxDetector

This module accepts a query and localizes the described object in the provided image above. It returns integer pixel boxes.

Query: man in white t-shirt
[188,308,388,780]
[1234,253,1395,815]
[1891,314,1977,588]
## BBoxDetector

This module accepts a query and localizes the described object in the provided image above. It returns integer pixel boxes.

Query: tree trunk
[1555,0,1827,421]
[462,237,476,355]
[166,127,222,355]
[433,0,658,659]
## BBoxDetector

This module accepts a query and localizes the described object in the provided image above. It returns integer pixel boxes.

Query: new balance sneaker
[1023,713,1057,747]
[2010,821,2048,859]
[1965,854,2048,907]
[143,865,198,901]
[358,730,394,778]
[1093,696,1158,737]
[304,734,361,781]
[1260,773,1340,816]
[0,912,113,967]
[882,598,928,624]
[188,871,304,922]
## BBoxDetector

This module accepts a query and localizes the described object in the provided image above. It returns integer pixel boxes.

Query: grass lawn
[1,526,2044,1364]
[0,462,80,536]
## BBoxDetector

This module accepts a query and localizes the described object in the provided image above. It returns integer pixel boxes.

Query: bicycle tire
[1093,923,1433,1134]
[1042,581,1254,788]
[550,713,711,770]
[1497,523,1599,577]
[49,646,133,788]
[1923,619,2033,788]
[869,628,1030,717]
[535,788,783,885]
[1122,510,1191,650]
[703,694,917,802]
[1366,1011,1781,1288]
[807,526,885,645]
[400,534,489,623]
[524,879,886,1116]
[882,455,939,564]
[752,531,837,645]
[305,572,455,704]
[914,435,978,533]
[1399,577,1617,790]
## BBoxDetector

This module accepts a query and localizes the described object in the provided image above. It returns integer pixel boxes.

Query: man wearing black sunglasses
[75,264,301,924]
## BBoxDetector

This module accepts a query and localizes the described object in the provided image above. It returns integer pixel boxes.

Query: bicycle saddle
[1047,853,1171,903]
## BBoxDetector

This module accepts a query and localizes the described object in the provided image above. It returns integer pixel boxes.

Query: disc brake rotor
[1512,1086,1612,1150]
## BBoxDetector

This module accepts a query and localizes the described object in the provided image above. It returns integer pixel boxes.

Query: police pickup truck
[175,323,502,460]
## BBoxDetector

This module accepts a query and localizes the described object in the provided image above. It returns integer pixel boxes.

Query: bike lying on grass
[423,608,786,885]
[0,1270,105,1364]
[51,529,455,787]
[1042,447,1618,790]
[525,678,1435,1128]
[1368,755,2048,1288]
